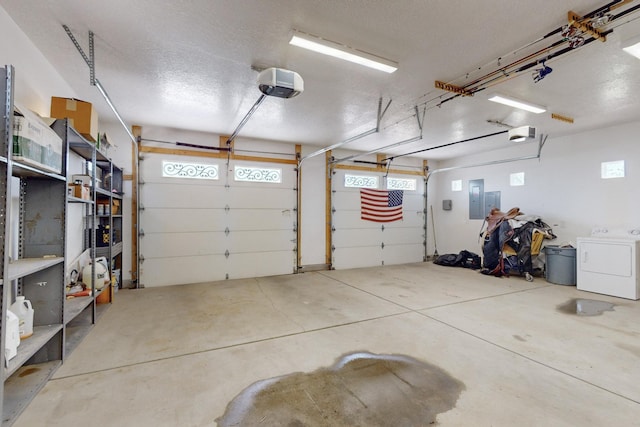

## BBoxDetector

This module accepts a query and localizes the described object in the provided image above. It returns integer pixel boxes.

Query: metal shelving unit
[1,65,66,426]
[0,65,124,426]
[53,119,116,359]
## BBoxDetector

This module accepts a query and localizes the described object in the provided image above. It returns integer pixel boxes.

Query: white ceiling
[2,0,640,160]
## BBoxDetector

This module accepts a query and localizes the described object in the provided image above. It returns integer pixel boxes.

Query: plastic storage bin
[545,245,577,285]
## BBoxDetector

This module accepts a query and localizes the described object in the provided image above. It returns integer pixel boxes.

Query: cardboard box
[50,97,98,142]
[12,107,63,174]
[112,199,120,215]
[68,184,90,200]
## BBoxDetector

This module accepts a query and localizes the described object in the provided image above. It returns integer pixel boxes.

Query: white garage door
[331,169,426,269]
[139,152,297,287]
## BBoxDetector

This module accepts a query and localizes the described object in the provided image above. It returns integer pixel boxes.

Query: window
[387,177,417,191]
[234,166,282,183]
[451,180,462,192]
[601,160,625,179]
[162,161,218,180]
[344,174,378,188]
[510,172,525,186]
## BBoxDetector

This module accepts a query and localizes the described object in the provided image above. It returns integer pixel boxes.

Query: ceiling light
[622,34,640,59]
[487,93,547,114]
[289,30,398,73]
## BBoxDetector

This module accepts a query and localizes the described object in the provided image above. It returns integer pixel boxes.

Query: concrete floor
[14,262,640,426]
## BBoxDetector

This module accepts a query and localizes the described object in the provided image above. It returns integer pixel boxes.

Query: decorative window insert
[344,174,378,189]
[387,177,417,191]
[451,180,462,192]
[234,166,282,183]
[162,161,219,180]
[510,172,525,186]
[601,160,625,179]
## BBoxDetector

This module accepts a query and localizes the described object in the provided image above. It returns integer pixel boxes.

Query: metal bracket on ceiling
[63,25,137,145]
[332,134,422,164]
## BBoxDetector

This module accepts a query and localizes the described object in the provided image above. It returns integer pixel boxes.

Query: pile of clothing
[481,207,556,280]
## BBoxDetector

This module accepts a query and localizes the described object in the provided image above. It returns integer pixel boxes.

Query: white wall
[0,8,75,115]
[1,7,81,269]
[432,121,640,255]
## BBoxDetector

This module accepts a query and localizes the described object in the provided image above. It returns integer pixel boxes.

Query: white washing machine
[577,234,640,300]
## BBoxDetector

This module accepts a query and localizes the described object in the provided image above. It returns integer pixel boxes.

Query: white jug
[10,296,34,339]
[82,258,109,290]
[5,310,20,360]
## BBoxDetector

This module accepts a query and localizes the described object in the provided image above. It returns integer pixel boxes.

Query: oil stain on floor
[557,298,615,316]
[217,351,465,426]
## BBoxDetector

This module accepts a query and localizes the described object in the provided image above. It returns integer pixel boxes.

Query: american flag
[360,189,404,223]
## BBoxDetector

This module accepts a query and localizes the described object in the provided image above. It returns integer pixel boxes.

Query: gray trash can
[544,246,577,285]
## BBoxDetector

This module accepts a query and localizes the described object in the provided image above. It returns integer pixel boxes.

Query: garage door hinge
[225,205,230,212]
[139,254,145,264]
[139,228,145,237]
[381,242,385,249]
[293,225,297,232]
[332,206,336,213]
[139,203,145,211]
[331,226,336,232]
[331,245,335,252]
[225,249,230,258]
[381,224,385,231]
[225,227,230,236]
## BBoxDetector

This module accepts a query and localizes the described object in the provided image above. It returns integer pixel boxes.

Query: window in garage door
[140,153,297,287]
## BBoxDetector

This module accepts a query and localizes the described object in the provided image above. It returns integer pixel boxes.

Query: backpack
[433,253,460,267]
[434,250,481,269]
[458,250,481,270]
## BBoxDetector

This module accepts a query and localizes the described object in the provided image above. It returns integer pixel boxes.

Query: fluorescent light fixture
[289,30,398,73]
[622,34,640,59]
[487,93,546,114]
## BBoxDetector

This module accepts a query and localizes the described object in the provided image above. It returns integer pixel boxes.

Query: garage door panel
[382,227,425,245]
[142,209,227,233]
[141,256,227,287]
[332,206,378,227]
[141,183,222,208]
[227,230,295,252]
[227,252,295,279]
[332,247,382,270]
[382,244,425,265]
[228,186,295,209]
[142,231,226,258]
[226,209,295,231]
[332,190,362,210]
[332,228,382,248]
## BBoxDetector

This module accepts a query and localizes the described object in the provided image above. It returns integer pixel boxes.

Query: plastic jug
[82,257,109,290]
[10,296,34,339]
[5,310,20,360]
